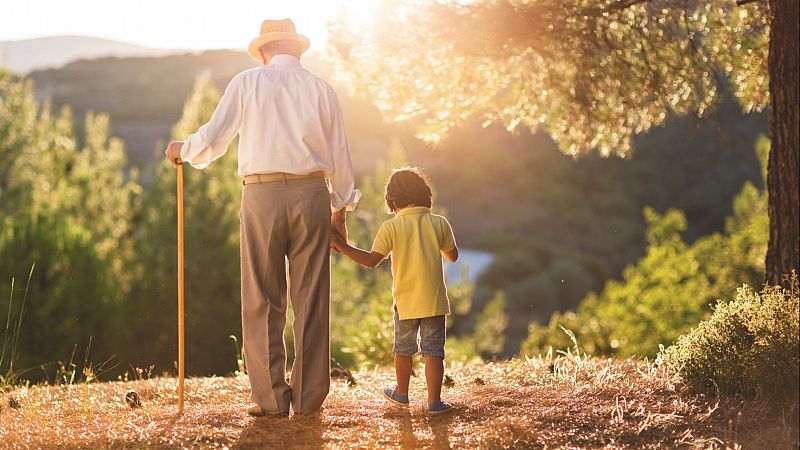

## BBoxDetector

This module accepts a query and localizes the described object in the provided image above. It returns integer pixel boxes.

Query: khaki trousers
[240,177,331,414]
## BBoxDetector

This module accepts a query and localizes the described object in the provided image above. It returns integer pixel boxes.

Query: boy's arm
[333,234,386,268]
[440,217,458,262]
[442,247,459,263]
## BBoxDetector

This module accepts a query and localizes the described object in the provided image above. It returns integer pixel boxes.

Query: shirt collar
[395,206,431,216]
[268,54,303,69]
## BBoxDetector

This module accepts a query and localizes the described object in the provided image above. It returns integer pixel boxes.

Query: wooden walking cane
[176,162,185,415]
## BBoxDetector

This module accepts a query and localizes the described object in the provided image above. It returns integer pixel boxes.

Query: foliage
[471,291,509,356]
[0,68,139,378]
[0,216,116,374]
[24,52,768,357]
[0,264,33,387]
[412,93,764,352]
[0,70,38,216]
[664,277,799,401]
[129,73,242,375]
[523,138,769,357]
[331,0,768,155]
[0,43,773,379]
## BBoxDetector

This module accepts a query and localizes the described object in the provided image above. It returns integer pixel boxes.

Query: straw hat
[248,19,310,61]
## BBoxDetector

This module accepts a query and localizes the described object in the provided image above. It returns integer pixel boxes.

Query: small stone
[330,368,357,387]
[443,374,455,387]
[125,390,142,408]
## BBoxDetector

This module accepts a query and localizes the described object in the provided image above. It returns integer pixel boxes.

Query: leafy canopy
[330,0,768,155]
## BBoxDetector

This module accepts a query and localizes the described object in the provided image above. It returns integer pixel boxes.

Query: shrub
[0,215,119,375]
[522,138,769,358]
[664,276,799,400]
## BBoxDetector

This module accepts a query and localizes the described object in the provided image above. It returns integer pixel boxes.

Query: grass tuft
[0,263,34,389]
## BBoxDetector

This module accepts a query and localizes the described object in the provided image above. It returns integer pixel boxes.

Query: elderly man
[165,18,359,417]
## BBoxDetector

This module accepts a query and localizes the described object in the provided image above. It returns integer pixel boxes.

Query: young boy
[331,167,458,414]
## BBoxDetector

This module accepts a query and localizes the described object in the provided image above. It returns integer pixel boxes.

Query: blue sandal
[383,386,409,406]
[427,400,453,414]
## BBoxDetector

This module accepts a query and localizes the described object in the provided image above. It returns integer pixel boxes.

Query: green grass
[0,263,34,389]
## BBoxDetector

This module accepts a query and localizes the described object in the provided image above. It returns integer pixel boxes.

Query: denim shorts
[393,308,446,358]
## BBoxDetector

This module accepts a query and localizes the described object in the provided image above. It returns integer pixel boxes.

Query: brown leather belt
[243,171,325,185]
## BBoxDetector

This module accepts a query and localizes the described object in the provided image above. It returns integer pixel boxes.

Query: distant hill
[0,35,179,74]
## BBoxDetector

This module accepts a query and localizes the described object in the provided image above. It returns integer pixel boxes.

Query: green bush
[664,277,799,400]
[0,215,119,374]
[522,137,770,358]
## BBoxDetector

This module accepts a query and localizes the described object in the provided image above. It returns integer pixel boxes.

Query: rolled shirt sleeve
[180,76,243,170]
[325,87,361,212]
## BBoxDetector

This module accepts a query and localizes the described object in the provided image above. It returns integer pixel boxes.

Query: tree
[131,73,242,375]
[0,70,38,217]
[765,0,799,286]
[330,0,798,284]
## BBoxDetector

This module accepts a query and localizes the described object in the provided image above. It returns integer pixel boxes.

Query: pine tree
[131,74,242,375]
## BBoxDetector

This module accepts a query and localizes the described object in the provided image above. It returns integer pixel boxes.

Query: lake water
[444,249,495,285]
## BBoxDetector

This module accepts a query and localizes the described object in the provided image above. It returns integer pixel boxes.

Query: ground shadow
[235,413,324,449]
[382,408,455,449]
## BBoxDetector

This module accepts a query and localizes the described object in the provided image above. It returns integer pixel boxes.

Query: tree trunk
[765,0,800,286]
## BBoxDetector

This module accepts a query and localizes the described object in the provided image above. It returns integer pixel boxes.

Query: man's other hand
[166,141,185,167]
[330,229,347,251]
[331,208,347,242]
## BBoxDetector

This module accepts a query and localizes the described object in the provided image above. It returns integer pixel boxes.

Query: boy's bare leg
[424,355,444,403]
[395,354,413,395]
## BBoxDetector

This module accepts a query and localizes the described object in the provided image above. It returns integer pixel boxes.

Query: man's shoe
[383,386,410,406]
[247,405,288,417]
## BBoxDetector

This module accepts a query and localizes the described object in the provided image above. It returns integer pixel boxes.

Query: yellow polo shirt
[371,207,456,320]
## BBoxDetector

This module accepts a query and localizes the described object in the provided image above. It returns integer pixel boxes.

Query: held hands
[330,229,347,252]
[331,209,347,238]
[165,141,184,167]
[330,209,348,253]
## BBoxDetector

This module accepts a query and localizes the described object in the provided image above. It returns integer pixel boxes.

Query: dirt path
[1,358,797,448]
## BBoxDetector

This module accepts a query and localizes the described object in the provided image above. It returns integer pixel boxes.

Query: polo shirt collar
[396,206,430,216]
[269,54,303,69]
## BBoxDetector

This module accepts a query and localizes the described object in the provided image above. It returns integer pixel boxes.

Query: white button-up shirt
[180,54,360,211]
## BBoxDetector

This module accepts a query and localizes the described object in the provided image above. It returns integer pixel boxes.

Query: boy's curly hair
[384,167,433,212]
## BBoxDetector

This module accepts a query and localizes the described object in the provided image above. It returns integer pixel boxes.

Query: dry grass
[0,357,797,449]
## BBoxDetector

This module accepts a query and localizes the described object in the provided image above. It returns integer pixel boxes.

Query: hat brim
[248,33,310,61]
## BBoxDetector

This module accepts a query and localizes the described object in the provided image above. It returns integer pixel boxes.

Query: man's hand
[331,208,348,242]
[165,140,185,167]
[330,230,347,252]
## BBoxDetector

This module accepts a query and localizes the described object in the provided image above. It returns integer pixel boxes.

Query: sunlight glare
[0,0,384,52]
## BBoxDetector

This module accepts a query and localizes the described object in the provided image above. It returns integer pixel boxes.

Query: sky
[0,0,379,50]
